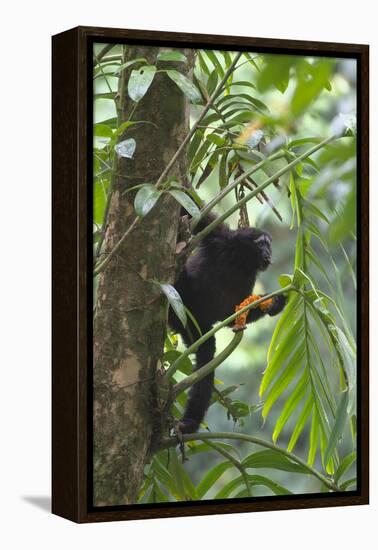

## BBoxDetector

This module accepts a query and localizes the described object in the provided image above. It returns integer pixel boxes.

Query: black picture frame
[52,26,369,523]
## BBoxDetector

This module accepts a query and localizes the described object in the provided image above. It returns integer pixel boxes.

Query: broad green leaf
[242,450,308,474]
[257,55,298,93]
[151,456,180,499]
[93,181,106,225]
[134,184,161,217]
[158,283,187,328]
[168,189,201,218]
[157,51,187,63]
[185,441,240,460]
[335,451,356,483]
[162,350,192,375]
[278,274,293,287]
[94,123,113,138]
[340,478,357,490]
[291,59,332,115]
[169,448,198,500]
[114,58,147,74]
[215,474,292,498]
[197,461,233,498]
[152,480,169,502]
[166,69,202,103]
[287,137,322,149]
[128,65,156,102]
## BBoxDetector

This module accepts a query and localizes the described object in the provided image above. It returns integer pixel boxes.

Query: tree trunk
[93,45,194,505]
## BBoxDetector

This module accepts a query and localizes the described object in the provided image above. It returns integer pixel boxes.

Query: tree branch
[159,431,341,492]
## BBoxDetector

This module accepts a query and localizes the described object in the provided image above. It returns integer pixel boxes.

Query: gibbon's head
[233,227,272,272]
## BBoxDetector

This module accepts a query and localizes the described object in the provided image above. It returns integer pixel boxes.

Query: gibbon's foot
[174,421,186,462]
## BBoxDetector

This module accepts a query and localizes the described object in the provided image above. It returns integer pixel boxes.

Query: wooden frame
[52,26,369,523]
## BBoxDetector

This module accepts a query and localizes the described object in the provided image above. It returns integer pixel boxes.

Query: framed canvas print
[52,26,369,523]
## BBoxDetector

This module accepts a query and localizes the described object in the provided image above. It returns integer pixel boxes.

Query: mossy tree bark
[93,46,194,505]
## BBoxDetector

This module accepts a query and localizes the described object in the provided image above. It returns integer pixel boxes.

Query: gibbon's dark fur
[168,213,286,434]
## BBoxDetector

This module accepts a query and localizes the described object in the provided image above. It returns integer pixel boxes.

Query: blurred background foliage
[93,44,357,502]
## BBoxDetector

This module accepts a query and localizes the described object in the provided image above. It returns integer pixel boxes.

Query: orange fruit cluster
[233,294,273,331]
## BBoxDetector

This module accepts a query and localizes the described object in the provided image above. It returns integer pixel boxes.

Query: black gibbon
[168,213,286,434]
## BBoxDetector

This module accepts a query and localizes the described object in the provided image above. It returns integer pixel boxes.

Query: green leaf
[308,407,319,466]
[287,137,322,149]
[128,65,156,102]
[323,391,349,468]
[94,123,113,138]
[340,478,357,490]
[261,322,304,397]
[272,373,308,442]
[278,274,293,287]
[257,55,298,93]
[162,350,192,375]
[287,396,313,452]
[169,448,198,500]
[215,474,292,498]
[184,306,202,337]
[151,456,180,499]
[204,50,224,77]
[166,69,202,103]
[262,345,304,418]
[134,184,161,217]
[158,283,187,328]
[157,51,187,63]
[242,450,308,474]
[168,189,201,219]
[207,69,219,96]
[114,58,147,74]
[335,451,356,483]
[291,59,332,116]
[187,130,204,163]
[197,461,233,498]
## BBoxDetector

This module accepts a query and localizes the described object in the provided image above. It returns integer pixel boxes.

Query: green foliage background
[93,44,357,502]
